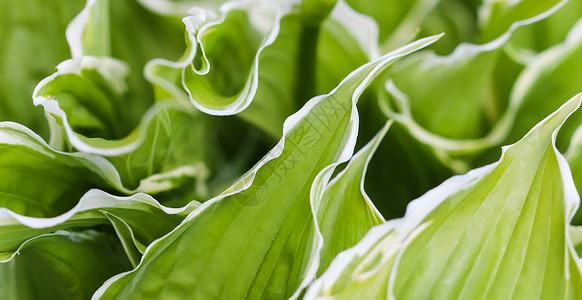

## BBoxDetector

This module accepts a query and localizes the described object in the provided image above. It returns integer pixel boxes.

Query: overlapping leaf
[313,121,388,275]
[93,35,441,300]
[378,0,566,168]
[307,93,582,299]
[149,0,380,138]
[32,0,224,199]
[0,189,195,260]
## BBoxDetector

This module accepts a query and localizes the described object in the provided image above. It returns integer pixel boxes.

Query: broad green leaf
[232,5,302,137]
[93,35,442,300]
[151,1,380,138]
[314,121,388,275]
[0,0,84,137]
[34,56,134,143]
[33,0,217,197]
[508,20,582,151]
[101,101,210,198]
[309,93,582,300]
[0,230,131,300]
[146,0,385,143]
[388,94,582,299]
[0,118,206,218]
[243,0,380,137]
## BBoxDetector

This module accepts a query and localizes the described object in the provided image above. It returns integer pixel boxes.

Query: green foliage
[2,0,582,299]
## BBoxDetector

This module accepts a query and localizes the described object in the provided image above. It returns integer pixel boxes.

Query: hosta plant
[2,0,582,299]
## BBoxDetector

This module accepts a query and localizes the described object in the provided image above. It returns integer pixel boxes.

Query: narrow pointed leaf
[315,121,388,274]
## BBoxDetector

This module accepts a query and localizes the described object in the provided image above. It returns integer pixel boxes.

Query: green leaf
[0,117,208,218]
[388,94,582,299]
[0,122,132,217]
[240,1,380,137]
[379,0,567,162]
[566,123,582,224]
[0,230,131,300]
[34,55,211,197]
[0,189,194,259]
[93,34,442,299]
[66,0,185,123]
[304,222,421,300]
[309,93,582,300]
[345,0,480,54]
[151,1,380,138]
[314,121,388,275]
[381,42,520,154]
[150,1,285,115]
[33,1,216,197]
